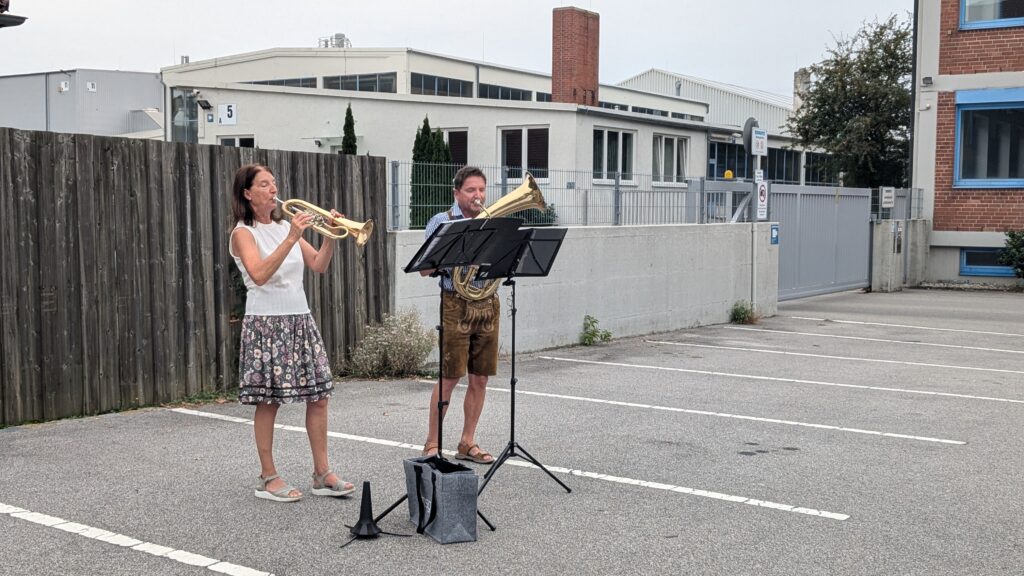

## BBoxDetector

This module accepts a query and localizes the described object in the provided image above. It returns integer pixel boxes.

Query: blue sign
[770,224,779,245]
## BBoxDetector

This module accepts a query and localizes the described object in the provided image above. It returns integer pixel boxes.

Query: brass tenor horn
[450,172,546,301]
[275,197,374,246]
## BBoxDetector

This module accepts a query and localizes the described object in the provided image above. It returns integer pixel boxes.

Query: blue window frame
[961,0,1024,30]
[954,88,1024,188]
[960,248,1015,277]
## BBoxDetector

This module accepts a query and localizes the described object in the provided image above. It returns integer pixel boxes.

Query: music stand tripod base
[472,227,571,497]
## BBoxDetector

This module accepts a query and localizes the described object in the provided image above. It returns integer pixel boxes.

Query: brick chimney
[552,7,599,105]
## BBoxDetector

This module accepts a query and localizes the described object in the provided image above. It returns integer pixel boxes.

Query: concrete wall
[390,223,778,356]
[872,221,908,292]
[872,219,931,291]
[904,219,931,287]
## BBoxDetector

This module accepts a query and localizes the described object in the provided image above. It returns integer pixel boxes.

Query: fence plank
[0,128,24,426]
[210,147,236,390]
[163,143,186,402]
[14,130,43,422]
[75,134,100,415]
[193,143,217,394]
[181,145,201,397]
[144,140,168,404]
[51,133,84,418]
[96,136,121,412]
[350,157,368,348]
[110,136,138,409]
[129,138,155,406]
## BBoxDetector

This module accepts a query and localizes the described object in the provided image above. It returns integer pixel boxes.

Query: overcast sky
[2,0,913,97]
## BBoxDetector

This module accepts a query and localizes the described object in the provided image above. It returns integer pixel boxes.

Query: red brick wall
[939,0,1024,74]
[933,92,1024,231]
[552,7,599,105]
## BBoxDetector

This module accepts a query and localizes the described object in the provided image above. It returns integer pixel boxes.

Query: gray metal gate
[770,185,872,301]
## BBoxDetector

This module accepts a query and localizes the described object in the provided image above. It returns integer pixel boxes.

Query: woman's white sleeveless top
[229,221,310,316]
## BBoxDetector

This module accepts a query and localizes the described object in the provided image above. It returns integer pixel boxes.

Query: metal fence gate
[770,185,872,301]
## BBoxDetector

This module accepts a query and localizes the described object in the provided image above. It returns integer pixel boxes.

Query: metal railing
[385,161,886,230]
[870,188,924,221]
[388,162,704,229]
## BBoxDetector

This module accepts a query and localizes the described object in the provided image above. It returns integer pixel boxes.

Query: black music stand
[475,227,571,496]
[372,216,523,532]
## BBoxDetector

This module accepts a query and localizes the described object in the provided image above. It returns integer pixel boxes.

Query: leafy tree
[409,116,455,227]
[786,15,912,188]
[999,231,1024,279]
[341,103,357,154]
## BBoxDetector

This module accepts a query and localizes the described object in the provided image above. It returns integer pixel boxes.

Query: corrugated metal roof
[618,68,793,110]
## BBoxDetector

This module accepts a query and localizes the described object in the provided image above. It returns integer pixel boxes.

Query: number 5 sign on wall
[218,104,237,125]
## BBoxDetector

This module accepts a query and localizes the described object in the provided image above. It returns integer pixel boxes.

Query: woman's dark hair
[231,163,282,227]
[453,165,486,190]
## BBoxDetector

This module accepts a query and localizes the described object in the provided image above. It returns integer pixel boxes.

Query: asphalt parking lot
[2,288,1023,575]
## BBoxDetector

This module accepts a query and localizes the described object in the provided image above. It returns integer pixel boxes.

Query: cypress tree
[341,104,357,154]
[410,117,435,227]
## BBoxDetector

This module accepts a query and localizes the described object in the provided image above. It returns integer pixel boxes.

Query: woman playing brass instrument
[229,163,356,502]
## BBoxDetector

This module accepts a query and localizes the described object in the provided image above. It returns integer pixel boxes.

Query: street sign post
[756,181,768,220]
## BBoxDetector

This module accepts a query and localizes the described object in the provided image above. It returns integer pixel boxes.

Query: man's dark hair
[453,165,486,190]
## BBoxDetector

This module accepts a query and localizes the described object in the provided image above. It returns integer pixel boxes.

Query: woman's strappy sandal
[455,441,494,465]
[311,471,356,497]
[255,474,302,502]
[421,441,439,457]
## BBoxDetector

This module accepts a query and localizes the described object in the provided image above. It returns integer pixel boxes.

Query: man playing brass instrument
[419,165,497,465]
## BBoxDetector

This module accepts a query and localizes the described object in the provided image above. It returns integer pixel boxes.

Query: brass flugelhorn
[274,196,374,246]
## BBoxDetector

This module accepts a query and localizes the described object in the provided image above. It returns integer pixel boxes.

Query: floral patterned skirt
[238,313,334,405]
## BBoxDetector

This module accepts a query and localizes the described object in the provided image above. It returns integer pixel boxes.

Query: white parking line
[169,408,850,522]
[539,356,1024,405]
[417,380,964,445]
[484,386,965,445]
[647,340,1024,375]
[723,326,1024,355]
[0,503,272,576]
[791,316,1024,338]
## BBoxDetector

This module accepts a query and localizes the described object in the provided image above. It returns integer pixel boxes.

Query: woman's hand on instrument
[287,211,314,241]
[329,209,345,222]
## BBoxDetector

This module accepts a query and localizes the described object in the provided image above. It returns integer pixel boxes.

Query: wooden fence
[0,127,390,427]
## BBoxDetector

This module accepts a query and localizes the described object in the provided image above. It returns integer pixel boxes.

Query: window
[323,73,397,93]
[804,151,838,185]
[170,87,197,143]
[671,112,705,122]
[444,129,468,166]
[631,106,668,117]
[593,129,634,180]
[766,148,802,185]
[599,101,628,111]
[501,127,549,179]
[961,0,1024,29]
[960,248,1015,277]
[410,73,473,98]
[653,135,687,183]
[955,88,1024,188]
[707,142,748,180]
[246,77,317,88]
[219,136,255,148]
[478,83,532,101]
[536,92,552,102]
